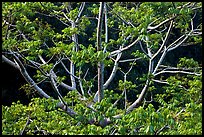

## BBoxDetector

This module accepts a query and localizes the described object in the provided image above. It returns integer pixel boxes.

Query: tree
[2,2,202,135]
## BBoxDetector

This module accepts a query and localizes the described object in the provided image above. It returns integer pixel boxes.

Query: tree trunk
[97,2,105,102]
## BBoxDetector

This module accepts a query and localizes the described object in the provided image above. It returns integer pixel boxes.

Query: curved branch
[103,52,122,89]
[110,37,140,57]
[59,82,76,91]
[126,79,150,113]
[126,57,153,113]
[152,20,173,60]
[147,15,177,30]
[167,34,190,52]
[2,55,20,70]
[139,41,149,58]
[154,70,201,76]
[60,60,80,80]
[50,73,67,106]
[62,12,73,23]
[12,53,51,99]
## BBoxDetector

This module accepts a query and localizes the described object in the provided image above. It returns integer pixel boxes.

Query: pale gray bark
[152,21,173,60]
[103,52,122,89]
[70,22,77,89]
[12,53,51,99]
[110,37,140,57]
[126,78,150,113]
[147,16,177,30]
[97,2,105,102]
[2,55,20,70]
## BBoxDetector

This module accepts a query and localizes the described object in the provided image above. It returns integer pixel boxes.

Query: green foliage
[2,2,202,135]
[118,80,136,90]
[177,57,199,68]
[62,27,79,36]
[19,84,35,97]
[2,80,202,135]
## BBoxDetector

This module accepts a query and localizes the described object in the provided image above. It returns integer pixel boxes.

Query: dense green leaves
[2,80,202,134]
[2,2,202,135]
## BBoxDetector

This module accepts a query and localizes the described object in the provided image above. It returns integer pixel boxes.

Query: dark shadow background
[1,62,31,106]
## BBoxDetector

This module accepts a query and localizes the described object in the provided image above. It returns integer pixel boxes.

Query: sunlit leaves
[70,44,110,67]
[78,16,91,32]
[177,57,199,68]
[19,84,35,96]
[132,50,148,60]
[62,27,79,36]
[89,3,99,15]
[2,1,202,135]
[2,38,18,50]
[2,91,202,135]
[118,80,136,91]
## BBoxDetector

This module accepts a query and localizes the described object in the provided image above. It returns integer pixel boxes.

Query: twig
[119,57,141,63]
[154,70,201,77]
[148,16,177,30]
[110,37,140,57]
[155,125,170,135]
[152,20,173,60]
[20,115,31,135]
[175,108,185,118]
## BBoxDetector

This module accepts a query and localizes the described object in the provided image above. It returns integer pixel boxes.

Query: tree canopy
[2,2,202,135]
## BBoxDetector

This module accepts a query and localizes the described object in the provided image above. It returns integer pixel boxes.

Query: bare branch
[144,92,153,104]
[75,2,86,23]
[124,75,127,110]
[119,57,141,63]
[78,67,85,97]
[60,60,80,80]
[167,34,190,52]
[126,79,150,113]
[113,90,125,107]
[103,2,108,53]
[154,70,201,76]
[12,52,51,99]
[50,73,67,106]
[148,17,161,27]
[139,41,149,58]
[56,102,77,118]
[59,82,76,91]
[20,115,31,135]
[103,52,122,89]
[152,79,168,84]
[62,12,73,23]
[126,53,154,113]
[152,20,173,60]
[158,65,201,72]
[174,108,185,117]
[152,46,167,75]
[94,51,122,102]
[70,22,78,89]
[83,68,89,79]
[145,37,153,73]
[2,55,20,70]
[97,2,105,102]
[148,16,177,30]
[110,37,140,57]
[155,125,170,135]
[125,57,138,75]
